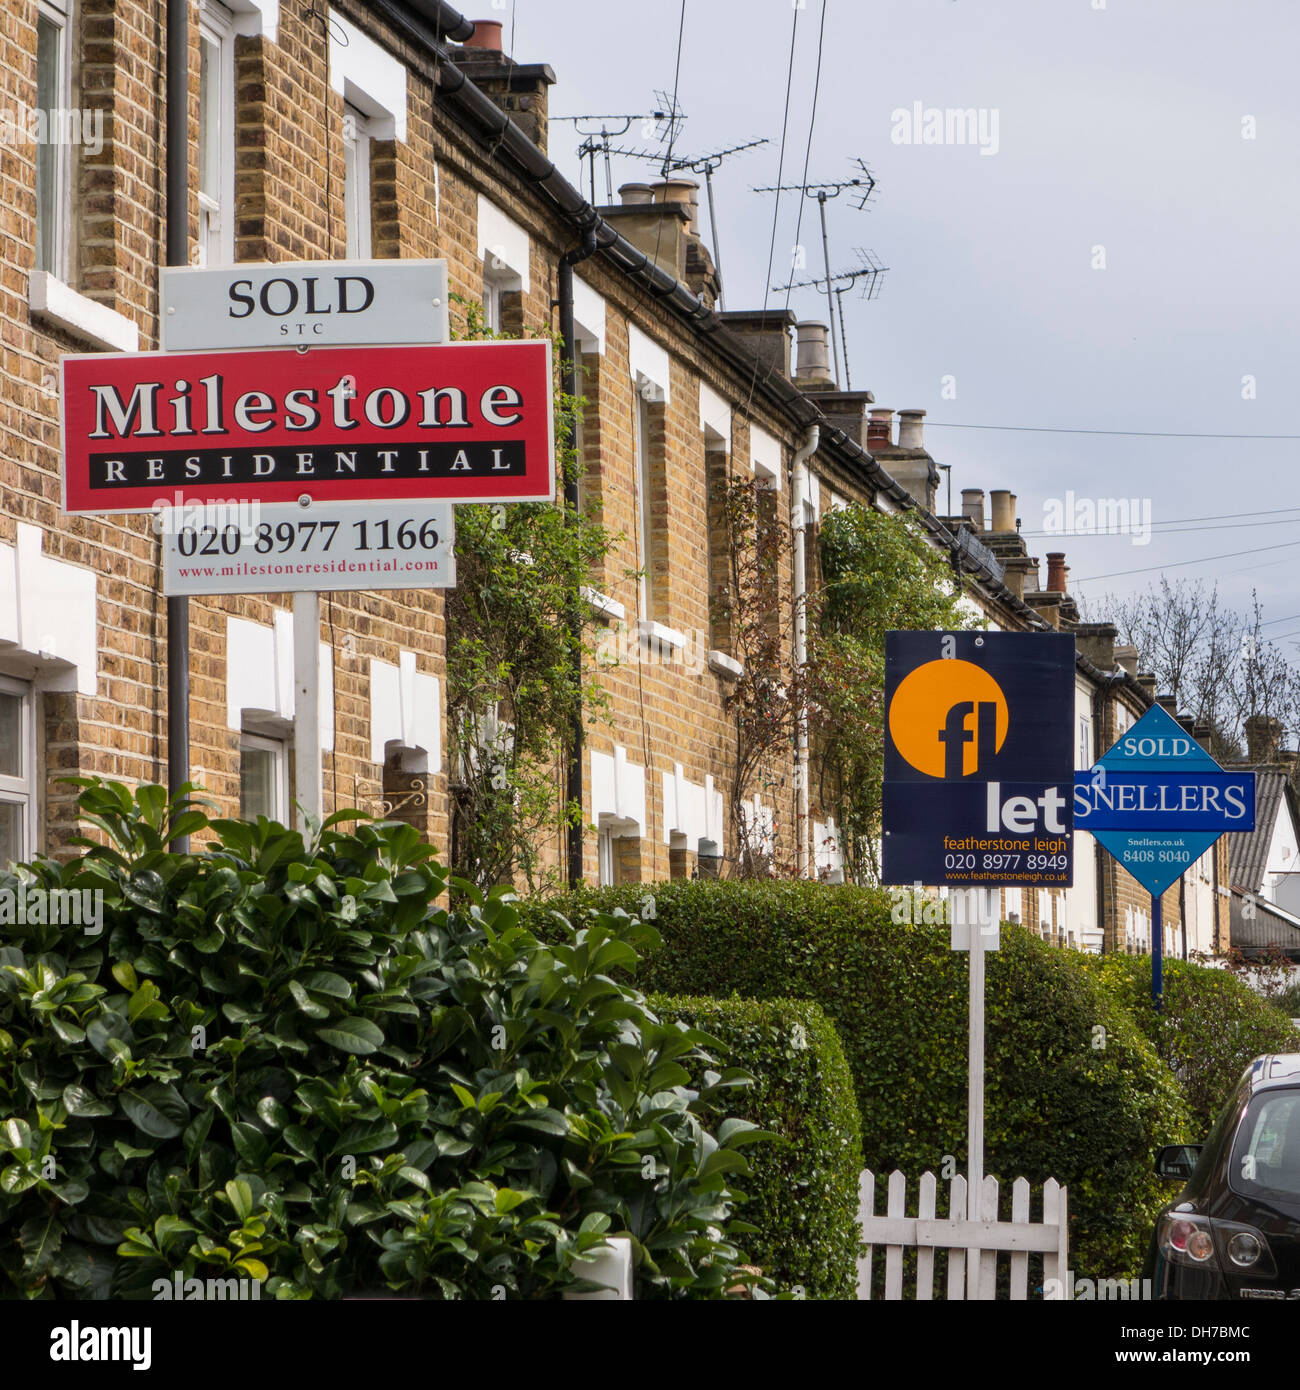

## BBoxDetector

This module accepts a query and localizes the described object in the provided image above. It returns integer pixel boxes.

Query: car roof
[1248,1055,1300,1092]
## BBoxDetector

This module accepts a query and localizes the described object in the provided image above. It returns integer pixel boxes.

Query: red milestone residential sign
[60,339,554,513]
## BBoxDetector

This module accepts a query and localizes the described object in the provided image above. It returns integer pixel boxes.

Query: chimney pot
[961,489,985,529]
[896,408,926,449]
[866,408,894,447]
[649,177,699,233]
[793,321,833,386]
[989,489,1016,532]
[464,19,504,50]
[618,181,654,206]
[1046,551,1068,593]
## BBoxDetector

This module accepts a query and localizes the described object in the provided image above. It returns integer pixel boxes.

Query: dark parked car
[1146,1054,1300,1300]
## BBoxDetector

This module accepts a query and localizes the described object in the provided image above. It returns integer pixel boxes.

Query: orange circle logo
[888,660,1010,778]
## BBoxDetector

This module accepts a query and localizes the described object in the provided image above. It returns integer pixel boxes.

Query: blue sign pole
[1151,893,1162,1011]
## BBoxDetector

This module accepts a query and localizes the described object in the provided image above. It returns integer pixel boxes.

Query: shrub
[652,995,863,1299]
[0,781,769,1300]
[1091,954,1300,1131]
[523,880,1192,1279]
[1272,981,1300,1019]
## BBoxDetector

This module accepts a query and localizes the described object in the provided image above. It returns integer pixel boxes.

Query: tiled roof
[1225,767,1292,893]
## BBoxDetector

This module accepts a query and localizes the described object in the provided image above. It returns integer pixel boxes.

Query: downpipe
[791,424,820,879]
[557,234,598,888]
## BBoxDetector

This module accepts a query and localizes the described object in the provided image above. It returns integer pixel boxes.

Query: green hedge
[1090,955,1300,1131]
[0,783,773,1300]
[652,995,862,1299]
[523,881,1193,1279]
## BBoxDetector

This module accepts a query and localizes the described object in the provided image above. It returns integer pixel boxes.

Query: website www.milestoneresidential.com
[176,558,446,579]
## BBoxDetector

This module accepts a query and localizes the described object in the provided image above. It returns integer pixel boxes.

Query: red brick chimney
[1046,552,1068,592]
[866,408,894,447]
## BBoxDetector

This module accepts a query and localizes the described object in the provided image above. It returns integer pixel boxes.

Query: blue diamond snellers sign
[1073,702,1255,897]
[881,631,1076,887]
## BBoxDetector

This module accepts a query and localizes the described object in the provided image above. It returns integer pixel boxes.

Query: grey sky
[507,0,1300,636]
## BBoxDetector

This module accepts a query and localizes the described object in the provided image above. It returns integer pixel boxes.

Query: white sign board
[161,259,449,351]
[160,500,455,596]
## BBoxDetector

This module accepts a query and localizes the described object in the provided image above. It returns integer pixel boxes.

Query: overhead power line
[927,421,1300,441]
[1075,537,1300,584]
[760,5,801,322]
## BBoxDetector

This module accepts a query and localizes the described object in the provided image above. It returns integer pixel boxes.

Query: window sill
[29,272,139,352]
[707,650,743,680]
[638,618,685,651]
[581,587,625,623]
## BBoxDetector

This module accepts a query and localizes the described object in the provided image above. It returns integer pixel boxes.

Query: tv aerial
[754,159,878,384]
[595,137,770,309]
[550,93,688,205]
[772,248,888,389]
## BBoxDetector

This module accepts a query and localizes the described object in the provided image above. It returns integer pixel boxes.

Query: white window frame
[34,0,73,282]
[239,730,288,822]
[597,827,616,887]
[482,274,505,333]
[0,676,38,866]
[343,102,372,259]
[198,1,236,267]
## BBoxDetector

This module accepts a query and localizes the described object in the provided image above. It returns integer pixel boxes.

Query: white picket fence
[857,1169,1068,1300]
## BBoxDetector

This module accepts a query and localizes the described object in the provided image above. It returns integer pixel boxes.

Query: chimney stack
[1113,643,1139,676]
[1002,554,1038,600]
[896,409,926,449]
[793,322,834,388]
[464,19,504,50]
[1046,552,1069,593]
[1244,714,1285,764]
[961,489,985,530]
[989,490,1016,532]
[867,408,894,448]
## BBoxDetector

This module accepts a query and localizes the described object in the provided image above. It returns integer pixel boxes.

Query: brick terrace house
[0,0,1226,956]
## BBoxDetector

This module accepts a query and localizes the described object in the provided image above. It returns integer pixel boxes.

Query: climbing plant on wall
[443,297,613,892]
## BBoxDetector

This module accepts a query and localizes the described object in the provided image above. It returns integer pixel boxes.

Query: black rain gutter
[399,0,475,42]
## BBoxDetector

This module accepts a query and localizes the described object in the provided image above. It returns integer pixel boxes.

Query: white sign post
[952,886,1000,1297]
[293,591,322,826]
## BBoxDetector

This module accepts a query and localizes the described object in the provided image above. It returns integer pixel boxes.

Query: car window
[1230,1089,1300,1199]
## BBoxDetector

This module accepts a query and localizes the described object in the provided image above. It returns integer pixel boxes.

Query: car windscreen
[1228,1087,1300,1203]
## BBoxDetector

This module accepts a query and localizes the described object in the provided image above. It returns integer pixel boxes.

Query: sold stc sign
[60,340,554,513]
[881,631,1076,887]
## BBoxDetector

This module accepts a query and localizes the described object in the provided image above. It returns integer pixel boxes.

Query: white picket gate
[856,1169,1068,1300]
